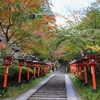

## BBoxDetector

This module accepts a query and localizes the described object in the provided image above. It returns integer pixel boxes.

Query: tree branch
[24,0,32,10]
[5,24,13,43]
[0,23,6,35]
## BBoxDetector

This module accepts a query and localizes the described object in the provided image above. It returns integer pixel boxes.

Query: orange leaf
[0,43,6,49]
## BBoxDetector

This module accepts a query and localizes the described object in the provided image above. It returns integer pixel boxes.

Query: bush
[0,65,33,88]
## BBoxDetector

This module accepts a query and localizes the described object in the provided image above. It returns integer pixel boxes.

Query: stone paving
[28,74,67,100]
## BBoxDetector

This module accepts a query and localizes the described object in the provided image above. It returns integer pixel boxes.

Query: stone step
[28,97,67,100]
[31,95,67,98]
[37,89,66,90]
[28,74,67,100]
[36,90,66,92]
[33,92,66,95]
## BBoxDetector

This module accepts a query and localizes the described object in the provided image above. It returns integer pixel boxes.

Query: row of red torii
[2,56,52,91]
[69,53,98,92]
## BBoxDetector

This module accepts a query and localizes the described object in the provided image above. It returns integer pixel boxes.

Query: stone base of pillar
[18,82,21,87]
[85,83,88,87]
[93,89,97,93]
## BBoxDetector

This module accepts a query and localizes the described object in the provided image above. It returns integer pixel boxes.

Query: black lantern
[32,56,39,65]
[76,59,82,66]
[3,56,13,66]
[84,53,98,65]
[26,60,32,66]
[80,56,88,66]
[17,58,25,66]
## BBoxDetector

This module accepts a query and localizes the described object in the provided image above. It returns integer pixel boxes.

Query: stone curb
[65,74,82,100]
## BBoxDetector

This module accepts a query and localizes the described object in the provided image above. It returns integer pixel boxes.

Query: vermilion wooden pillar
[33,67,36,79]
[38,66,40,77]
[79,66,83,81]
[3,56,13,91]
[91,65,97,92]
[27,66,30,81]
[18,66,22,84]
[44,66,46,74]
[26,60,32,82]
[42,64,45,75]
[40,64,43,76]
[84,66,88,86]
[17,58,25,87]
[77,66,79,77]
[3,65,9,89]
[33,62,38,79]
[45,66,47,74]
[40,63,43,76]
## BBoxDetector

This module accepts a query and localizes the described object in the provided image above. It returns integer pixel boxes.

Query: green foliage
[0,0,50,56]
[49,1,100,60]
[78,5,100,30]
[0,66,5,88]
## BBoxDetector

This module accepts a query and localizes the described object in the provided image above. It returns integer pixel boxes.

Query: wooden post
[18,66,22,87]
[84,66,88,86]
[91,65,97,92]
[38,66,40,77]
[80,66,83,81]
[27,66,30,82]
[33,67,36,79]
[3,65,9,89]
